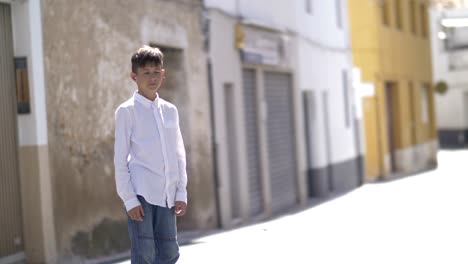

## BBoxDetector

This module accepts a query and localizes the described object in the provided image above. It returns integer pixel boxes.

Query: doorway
[384,82,397,172]
[0,3,24,260]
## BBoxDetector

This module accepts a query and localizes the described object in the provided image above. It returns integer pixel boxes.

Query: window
[409,0,417,34]
[420,3,428,37]
[306,0,313,14]
[303,90,315,168]
[445,26,468,51]
[336,0,342,29]
[395,0,403,30]
[303,90,316,124]
[342,70,350,128]
[446,26,468,70]
[382,0,390,26]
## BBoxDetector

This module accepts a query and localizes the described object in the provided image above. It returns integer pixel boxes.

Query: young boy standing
[114,46,187,264]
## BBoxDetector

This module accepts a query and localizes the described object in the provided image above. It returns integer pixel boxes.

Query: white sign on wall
[352,68,375,119]
[360,83,375,97]
[239,25,289,66]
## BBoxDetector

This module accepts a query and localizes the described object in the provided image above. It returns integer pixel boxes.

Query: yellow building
[348,0,438,179]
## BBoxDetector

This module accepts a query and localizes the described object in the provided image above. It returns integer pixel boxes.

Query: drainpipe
[202,5,222,228]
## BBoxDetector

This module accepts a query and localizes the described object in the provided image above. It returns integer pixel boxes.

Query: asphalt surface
[117,150,468,264]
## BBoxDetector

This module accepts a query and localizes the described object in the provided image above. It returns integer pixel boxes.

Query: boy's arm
[114,107,140,211]
[175,122,188,204]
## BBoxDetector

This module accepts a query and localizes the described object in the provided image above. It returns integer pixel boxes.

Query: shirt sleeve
[114,107,140,211]
[175,113,188,204]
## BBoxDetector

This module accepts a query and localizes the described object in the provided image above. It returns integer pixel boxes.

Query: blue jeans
[127,195,180,264]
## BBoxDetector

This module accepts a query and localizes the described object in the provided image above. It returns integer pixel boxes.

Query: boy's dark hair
[131,46,164,73]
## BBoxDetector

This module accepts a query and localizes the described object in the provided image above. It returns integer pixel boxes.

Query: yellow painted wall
[349,1,383,178]
[362,97,381,177]
[349,0,437,178]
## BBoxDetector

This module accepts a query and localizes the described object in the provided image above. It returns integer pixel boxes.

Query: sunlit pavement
[117,150,468,264]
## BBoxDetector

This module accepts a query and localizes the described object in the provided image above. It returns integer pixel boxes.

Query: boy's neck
[137,90,157,101]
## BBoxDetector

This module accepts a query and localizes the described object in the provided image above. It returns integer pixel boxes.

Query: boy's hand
[128,205,144,221]
[175,201,187,216]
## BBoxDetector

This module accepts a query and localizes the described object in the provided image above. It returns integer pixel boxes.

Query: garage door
[242,69,264,217]
[264,72,297,214]
[0,3,24,259]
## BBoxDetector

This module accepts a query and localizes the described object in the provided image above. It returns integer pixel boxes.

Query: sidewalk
[116,150,468,264]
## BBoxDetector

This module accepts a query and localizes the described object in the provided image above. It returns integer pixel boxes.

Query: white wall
[295,0,357,167]
[431,8,468,129]
[205,1,307,223]
[205,0,360,166]
[237,0,294,30]
[207,9,249,227]
[205,0,295,30]
[435,89,466,128]
[11,0,48,146]
[298,45,356,166]
[293,0,350,49]
[204,0,238,16]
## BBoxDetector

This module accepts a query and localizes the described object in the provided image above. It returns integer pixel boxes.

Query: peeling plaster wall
[41,0,216,261]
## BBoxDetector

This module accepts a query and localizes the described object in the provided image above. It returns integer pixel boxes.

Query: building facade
[204,0,308,228]
[349,0,438,179]
[0,0,217,263]
[297,0,364,197]
[431,7,468,147]
[432,0,468,8]
[0,1,56,263]
[204,0,364,228]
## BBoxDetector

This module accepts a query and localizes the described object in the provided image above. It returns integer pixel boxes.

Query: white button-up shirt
[114,91,188,211]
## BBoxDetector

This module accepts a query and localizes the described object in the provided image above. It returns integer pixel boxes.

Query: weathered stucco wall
[41,0,216,261]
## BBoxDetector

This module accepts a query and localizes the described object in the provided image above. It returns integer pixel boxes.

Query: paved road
[118,150,468,264]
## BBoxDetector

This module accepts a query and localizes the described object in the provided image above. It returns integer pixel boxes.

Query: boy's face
[130,63,165,94]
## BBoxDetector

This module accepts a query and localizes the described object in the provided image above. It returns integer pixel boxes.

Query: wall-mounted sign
[236,23,290,66]
[434,80,449,95]
[15,57,30,114]
[359,82,375,98]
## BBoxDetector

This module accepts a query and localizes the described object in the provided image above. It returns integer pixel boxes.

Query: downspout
[202,5,222,228]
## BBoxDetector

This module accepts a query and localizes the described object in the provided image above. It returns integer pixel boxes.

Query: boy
[114,46,187,264]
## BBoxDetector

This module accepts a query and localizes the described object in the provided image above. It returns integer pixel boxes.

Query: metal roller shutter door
[264,72,297,214]
[0,3,24,258]
[242,69,264,217]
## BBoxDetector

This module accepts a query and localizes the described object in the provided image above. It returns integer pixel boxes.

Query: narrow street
[118,149,468,264]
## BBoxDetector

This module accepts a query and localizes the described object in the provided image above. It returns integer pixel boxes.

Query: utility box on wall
[15,57,30,114]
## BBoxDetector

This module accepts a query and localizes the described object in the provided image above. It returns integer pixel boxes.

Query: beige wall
[18,145,57,264]
[41,0,216,261]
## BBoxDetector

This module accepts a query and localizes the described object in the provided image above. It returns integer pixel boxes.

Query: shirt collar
[133,91,160,109]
